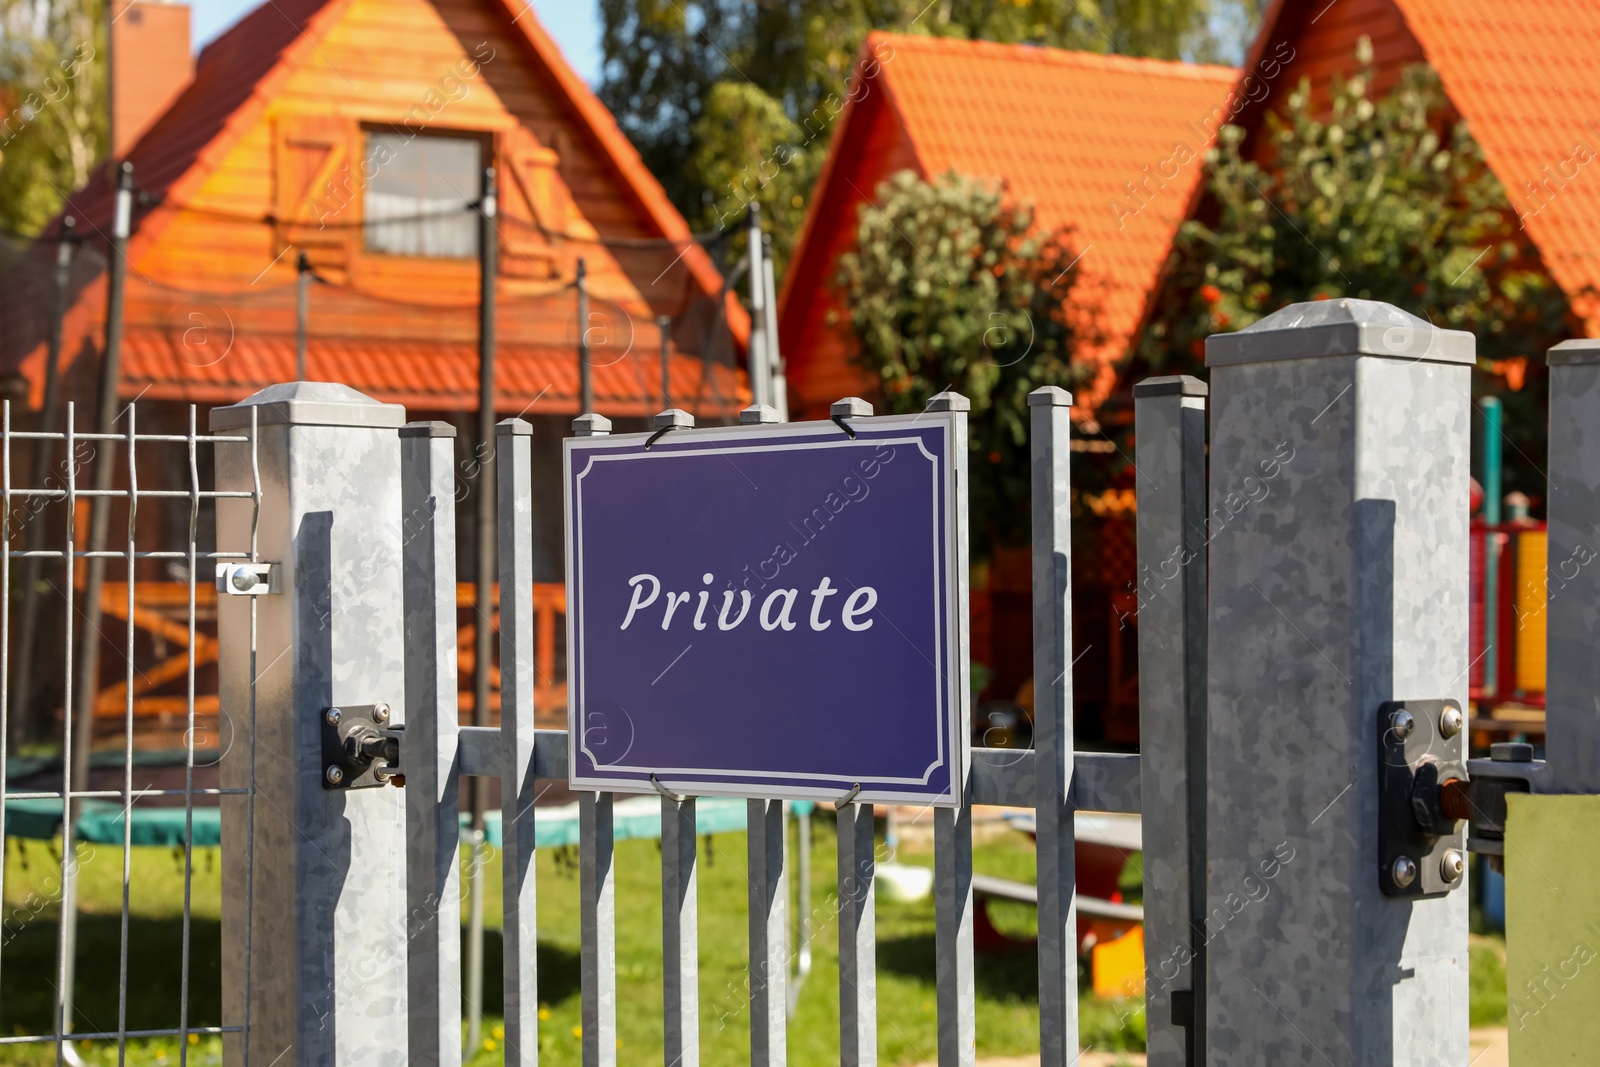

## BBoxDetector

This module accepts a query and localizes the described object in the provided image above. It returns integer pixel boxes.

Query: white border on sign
[560,412,967,806]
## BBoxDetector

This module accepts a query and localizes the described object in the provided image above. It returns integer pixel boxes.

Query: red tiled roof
[115,328,747,417]
[1388,0,1600,325]
[780,33,1238,415]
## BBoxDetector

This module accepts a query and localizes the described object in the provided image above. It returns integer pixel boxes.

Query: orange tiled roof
[781,34,1238,414]
[116,328,747,417]
[1387,0,1600,324]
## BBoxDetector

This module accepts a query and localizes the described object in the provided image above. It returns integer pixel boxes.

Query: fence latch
[321,703,403,790]
[1377,699,1468,897]
[215,562,278,596]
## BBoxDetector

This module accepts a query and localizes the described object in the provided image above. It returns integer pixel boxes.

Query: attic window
[364,131,481,258]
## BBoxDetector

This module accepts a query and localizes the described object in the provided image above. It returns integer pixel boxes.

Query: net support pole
[13,214,75,744]
[577,257,593,416]
[466,164,499,1056]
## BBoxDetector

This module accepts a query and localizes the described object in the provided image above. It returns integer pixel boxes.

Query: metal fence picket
[837,800,877,1067]
[1027,386,1079,1066]
[748,797,789,1066]
[497,417,541,1066]
[401,420,462,1067]
[662,794,700,1067]
[1132,376,1209,1066]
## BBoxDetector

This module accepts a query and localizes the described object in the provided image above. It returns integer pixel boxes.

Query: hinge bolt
[325,765,345,786]
[1389,709,1415,741]
[373,703,390,723]
[325,708,341,726]
[228,565,260,593]
[1391,855,1418,889]
[1439,705,1463,739]
[1440,849,1465,882]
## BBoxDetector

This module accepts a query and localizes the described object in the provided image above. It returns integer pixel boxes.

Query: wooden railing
[93,580,566,720]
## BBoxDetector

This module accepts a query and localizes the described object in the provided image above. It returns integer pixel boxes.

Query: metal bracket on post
[1377,699,1468,897]
[322,703,404,790]
[214,561,278,596]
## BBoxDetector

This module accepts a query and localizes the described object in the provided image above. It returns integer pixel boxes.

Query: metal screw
[324,708,341,726]
[1439,705,1463,739]
[373,703,390,724]
[324,765,345,786]
[1440,849,1465,882]
[1390,709,1415,741]
[1391,855,1418,889]
[374,767,390,784]
[228,566,259,593]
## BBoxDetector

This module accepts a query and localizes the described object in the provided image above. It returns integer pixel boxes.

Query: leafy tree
[599,0,1251,270]
[1143,39,1576,500]
[0,0,105,236]
[832,170,1093,546]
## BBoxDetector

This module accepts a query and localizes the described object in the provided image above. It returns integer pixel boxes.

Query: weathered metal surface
[400,421,462,1067]
[1204,300,1471,1065]
[1027,386,1079,1066]
[213,382,409,1066]
[1132,375,1208,1067]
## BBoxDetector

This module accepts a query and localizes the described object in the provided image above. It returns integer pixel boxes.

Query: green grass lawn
[0,814,1507,1065]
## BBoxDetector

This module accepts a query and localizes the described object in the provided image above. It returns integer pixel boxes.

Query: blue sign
[563,413,968,806]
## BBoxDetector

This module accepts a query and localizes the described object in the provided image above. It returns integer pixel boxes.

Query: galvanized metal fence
[0,401,259,1062]
[31,297,1600,1064]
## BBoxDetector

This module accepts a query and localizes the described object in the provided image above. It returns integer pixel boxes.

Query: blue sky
[192,0,604,84]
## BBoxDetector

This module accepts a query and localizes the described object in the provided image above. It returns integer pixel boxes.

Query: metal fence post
[1545,340,1600,793]
[1132,376,1208,1066]
[929,390,974,1067]
[212,382,410,1065]
[497,417,542,1066]
[1028,386,1078,1066]
[1204,300,1473,1063]
[401,420,462,1067]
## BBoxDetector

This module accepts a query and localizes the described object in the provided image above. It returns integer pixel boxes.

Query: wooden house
[775,33,1238,739]
[1,0,749,731]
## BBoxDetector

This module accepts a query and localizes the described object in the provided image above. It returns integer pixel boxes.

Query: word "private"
[620,573,878,633]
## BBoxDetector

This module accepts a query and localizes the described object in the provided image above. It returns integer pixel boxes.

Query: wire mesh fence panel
[0,401,257,1063]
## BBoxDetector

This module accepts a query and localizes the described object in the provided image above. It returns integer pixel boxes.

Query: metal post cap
[573,413,613,437]
[741,404,780,425]
[830,397,873,418]
[926,391,971,412]
[654,408,694,430]
[1026,386,1073,408]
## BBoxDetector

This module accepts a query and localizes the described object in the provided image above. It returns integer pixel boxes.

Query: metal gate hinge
[215,562,279,596]
[321,703,404,790]
[1377,699,1468,897]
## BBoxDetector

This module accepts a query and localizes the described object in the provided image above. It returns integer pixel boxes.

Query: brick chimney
[111,0,192,158]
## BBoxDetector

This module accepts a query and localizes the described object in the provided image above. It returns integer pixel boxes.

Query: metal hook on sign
[647,408,694,450]
[830,397,872,440]
[650,773,687,804]
[837,782,863,806]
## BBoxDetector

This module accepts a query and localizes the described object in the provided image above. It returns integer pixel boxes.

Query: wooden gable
[14,0,748,416]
